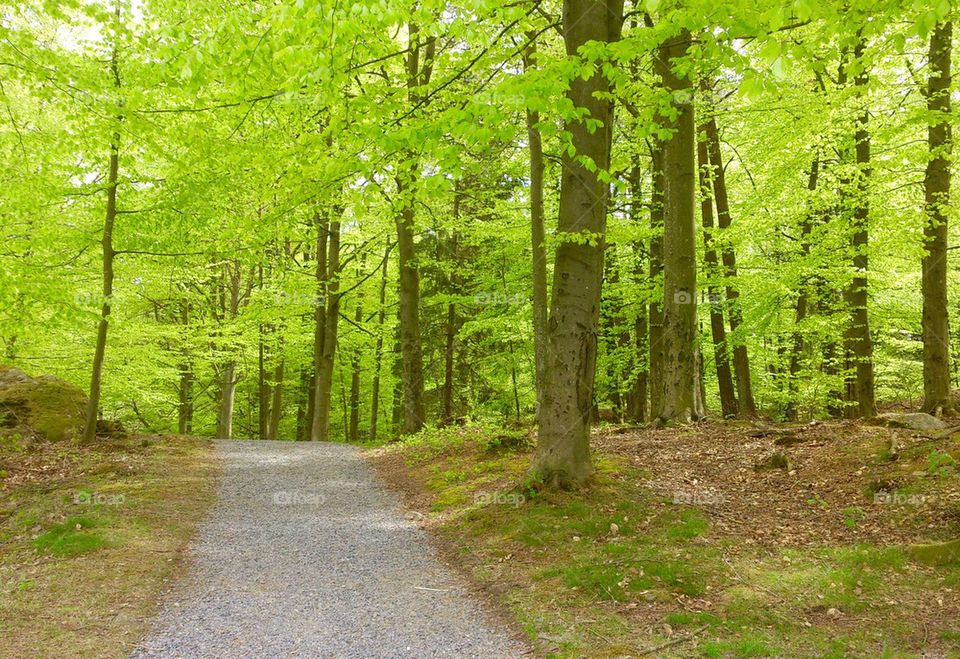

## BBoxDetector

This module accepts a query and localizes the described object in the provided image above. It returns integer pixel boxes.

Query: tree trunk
[441,301,456,424]
[655,28,702,424]
[311,216,342,440]
[785,156,821,420]
[648,143,665,420]
[625,164,648,423]
[698,137,738,418]
[349,300,362,441]
[524,38,549,420]
[531,0,623,487]
[308,210,328,439]
[843,35,876,418]
[177,303,193,435]
[369,240,391,441]
[268,353,284,440]
[217,362,236,439]
[922,21,953,415]
[704,115,755,416]
[81,21,121,443]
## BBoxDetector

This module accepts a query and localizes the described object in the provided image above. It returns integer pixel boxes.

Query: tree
[654,27,702,424]
[921,20,953,415]
[531,0,623,487]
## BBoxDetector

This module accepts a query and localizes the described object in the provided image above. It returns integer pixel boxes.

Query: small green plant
[842,506,866,529]
[807,494,829,510]
[927,450,957,477]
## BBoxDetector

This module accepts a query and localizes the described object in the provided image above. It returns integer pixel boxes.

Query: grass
[0,433,218,658]
[369,422,960,657]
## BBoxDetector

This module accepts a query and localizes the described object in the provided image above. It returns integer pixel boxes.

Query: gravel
[131,440,526,658]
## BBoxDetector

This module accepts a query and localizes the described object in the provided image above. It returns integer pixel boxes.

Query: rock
[755,451,792,471]
[0,365,87,441]
[874,412,947,432]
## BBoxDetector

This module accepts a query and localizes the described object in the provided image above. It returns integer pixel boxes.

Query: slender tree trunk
[785,156,821,420]
[308,211,328,439]
[698,137,738,418]
[441,301,456,424]
[648,143,665,420]
[349,301,362,441]
[217,363,236,438]
[258,283,269,439]
[81,17,121,443]
[843,35,876,418]
[922,21,954,415]
[177,303,193,435]
[703,115,755,416]
[369,240,390,441]
[656,28,702,424]
[311,216,342,440]
[625,164,648,423]
[532,0,623,487]
[395,171,426,434]
[268,359,284,440]
[524,38,549,420]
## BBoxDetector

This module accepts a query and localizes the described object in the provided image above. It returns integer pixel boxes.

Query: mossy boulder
[0,366,86,441]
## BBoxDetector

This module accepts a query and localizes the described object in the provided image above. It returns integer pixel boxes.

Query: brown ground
[0,434,219,658]
[594,419,960,547]
[368,420,960,657]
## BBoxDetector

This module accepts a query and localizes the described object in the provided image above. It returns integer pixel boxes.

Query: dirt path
[132,440,525,658]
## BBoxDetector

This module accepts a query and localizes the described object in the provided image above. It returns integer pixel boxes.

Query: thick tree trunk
[698,138,738,418]
[703,115,755,416]
[524,39,549,420]
[655,28,702,424]
[311,217,342,440]
[369,240,390,441]
[393,24,434,436]
[531,0,623,487]
[843,35,876,418]
[922,21,953,415]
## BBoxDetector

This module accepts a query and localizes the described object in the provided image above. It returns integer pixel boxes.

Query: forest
[3,0,960,656]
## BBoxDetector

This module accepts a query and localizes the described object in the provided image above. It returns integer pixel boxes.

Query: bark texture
[532,0,623,487]
[922,21,953,415]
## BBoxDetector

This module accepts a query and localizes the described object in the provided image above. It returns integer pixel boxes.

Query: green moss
[33,515,107,556]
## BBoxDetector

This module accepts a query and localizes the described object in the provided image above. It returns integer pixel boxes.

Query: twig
[638,625,708,655]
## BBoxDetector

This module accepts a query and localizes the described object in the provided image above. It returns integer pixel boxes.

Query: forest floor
[0,433,218,658]
[369,419,960,657]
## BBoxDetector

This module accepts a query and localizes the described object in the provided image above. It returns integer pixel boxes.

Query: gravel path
[132,440,526,658]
